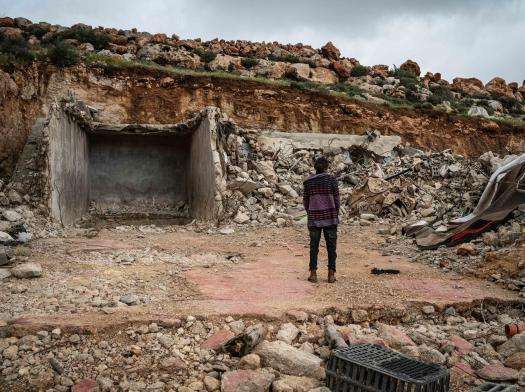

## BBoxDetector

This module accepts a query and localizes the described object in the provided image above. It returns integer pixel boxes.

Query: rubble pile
[1,16,524,123]
[1,308,524,390]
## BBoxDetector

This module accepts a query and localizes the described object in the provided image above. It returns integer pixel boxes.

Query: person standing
[303,156,340,283]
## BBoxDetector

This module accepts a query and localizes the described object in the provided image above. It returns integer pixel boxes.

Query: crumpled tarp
[406,154,525,249]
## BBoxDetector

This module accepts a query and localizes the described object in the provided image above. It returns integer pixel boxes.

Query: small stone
[2,210,22,222]
[201,329,235,351]
[203,376,220,392]
[377,323,415,349]
[221,370,274,392]
[456,243,478,256]
[239,353,261,370]
[276,323,300,344]
[422,305,435,314]
[505,351,525,370]
[272,375,321,392]
[351,309,369,323]
[286,310,308,322]
[119,293,139,305]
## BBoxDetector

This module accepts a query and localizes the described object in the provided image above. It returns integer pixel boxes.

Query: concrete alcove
[42,106,220,225]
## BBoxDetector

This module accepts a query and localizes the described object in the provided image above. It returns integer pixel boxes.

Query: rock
[119,293,139,305]
[2,210,22,222]
[272,375,321,392]
[229,179,260,195]
[309,67,338,85]
[468,105,489,118]
[207,54,238,72]
[359,213,377,221]
[255,340,325,379]
[286,310,308,322]
[419,346,446,365]
[287,63,311,82]
[0,27,23,39]
[11,262,42,278]
[456,242,478,256]
[234,211,250,224]
[278,184,299,198]
[277,323,300,344]
[14,17,33,28]
[498,332,525,358]
[377,323,415,349]
[504,351,525,370]
[204,376,220,392]
[331,59,354,78]
[71,378,98,392]
[476,363,518,382]
[400,60,421,76]
[370,64,389,79]
[254,161,278,183]
[159,356,186,370]
[321,42,340,60]
[239,353,261,370]
[201,329,235,351]
[445,335,474,355]
[253,60,288,79]
[452,77,485,96]
[0,245,8,265]
[229,320,245,334]
[0,231,13,244]
[219,228,235,235]
[0,269,11,280]
[485,77,515,98]
[0,17,15,27]
[221,370,275,392]
[421,305,435,314]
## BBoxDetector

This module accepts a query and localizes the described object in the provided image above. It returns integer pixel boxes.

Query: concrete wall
[88,134,190,213]
[188,115,216,220]
[48,110,89,225]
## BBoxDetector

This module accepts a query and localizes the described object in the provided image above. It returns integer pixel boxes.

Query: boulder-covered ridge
[0,16,524,123]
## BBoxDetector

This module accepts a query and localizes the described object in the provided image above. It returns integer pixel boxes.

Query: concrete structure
[12,103,227,225]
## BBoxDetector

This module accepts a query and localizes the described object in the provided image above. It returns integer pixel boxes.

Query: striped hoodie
[303,172,340,228]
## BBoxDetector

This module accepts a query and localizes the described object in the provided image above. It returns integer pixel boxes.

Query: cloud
[1,0,523,82]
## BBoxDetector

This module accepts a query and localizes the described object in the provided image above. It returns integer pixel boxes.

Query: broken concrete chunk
[255,340,325,380]
[276,323,300,345]
[11,262,42,278]
[221,369,275,392]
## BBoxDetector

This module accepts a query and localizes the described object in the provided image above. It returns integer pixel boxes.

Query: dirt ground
[1,223,517,333]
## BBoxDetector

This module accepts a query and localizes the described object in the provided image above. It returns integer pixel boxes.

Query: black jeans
[309,225,337,272]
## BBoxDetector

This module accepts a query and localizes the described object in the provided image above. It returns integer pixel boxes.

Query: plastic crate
[326,344,450,391]
[472,383,518,392]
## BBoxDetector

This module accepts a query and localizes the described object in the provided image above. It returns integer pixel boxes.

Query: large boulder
[451,77,486,97]
[287,63,311,82]
[14,18,33,29]
[331,59,355,79]
[468,105,490,118]
[253,60,288,79]
[320,42,341,60]
[485,77,515,98]
[0,27,23,39]
[400,59,421,77]
[255,340,325,379]
[0,17,15,28]
[208,54,240,72]
[254,161,278,184]
[221,370,275,392]
[309,67,338,85]
[370,65,389,79]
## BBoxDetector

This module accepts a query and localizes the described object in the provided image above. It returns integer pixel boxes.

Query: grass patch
[193,48,216,63]
[493,116,525,128]
[57,26,110,50]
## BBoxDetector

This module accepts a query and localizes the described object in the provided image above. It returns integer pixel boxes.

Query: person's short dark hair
[314,155,329,173]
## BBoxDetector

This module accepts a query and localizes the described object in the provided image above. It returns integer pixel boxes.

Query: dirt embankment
[1,63,524,177]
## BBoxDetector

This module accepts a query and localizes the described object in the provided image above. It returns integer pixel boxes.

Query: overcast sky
[1,0,524,83]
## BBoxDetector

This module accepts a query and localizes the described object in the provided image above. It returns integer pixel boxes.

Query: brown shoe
[308,269,318,283]
[328,270,336,283]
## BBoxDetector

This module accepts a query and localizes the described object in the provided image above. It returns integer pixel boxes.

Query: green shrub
[268,53,300,64]
[390,66,417,79]
[59,26,109,50]
[241,57,258,69]
[350,64,369,77]
[331,83,363,97]
[428,85,453,105]
[499,96,525,115]
[194,48,216,63]
[47,41,79,68]
[25,24,48,39]
[0,36,36,62]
